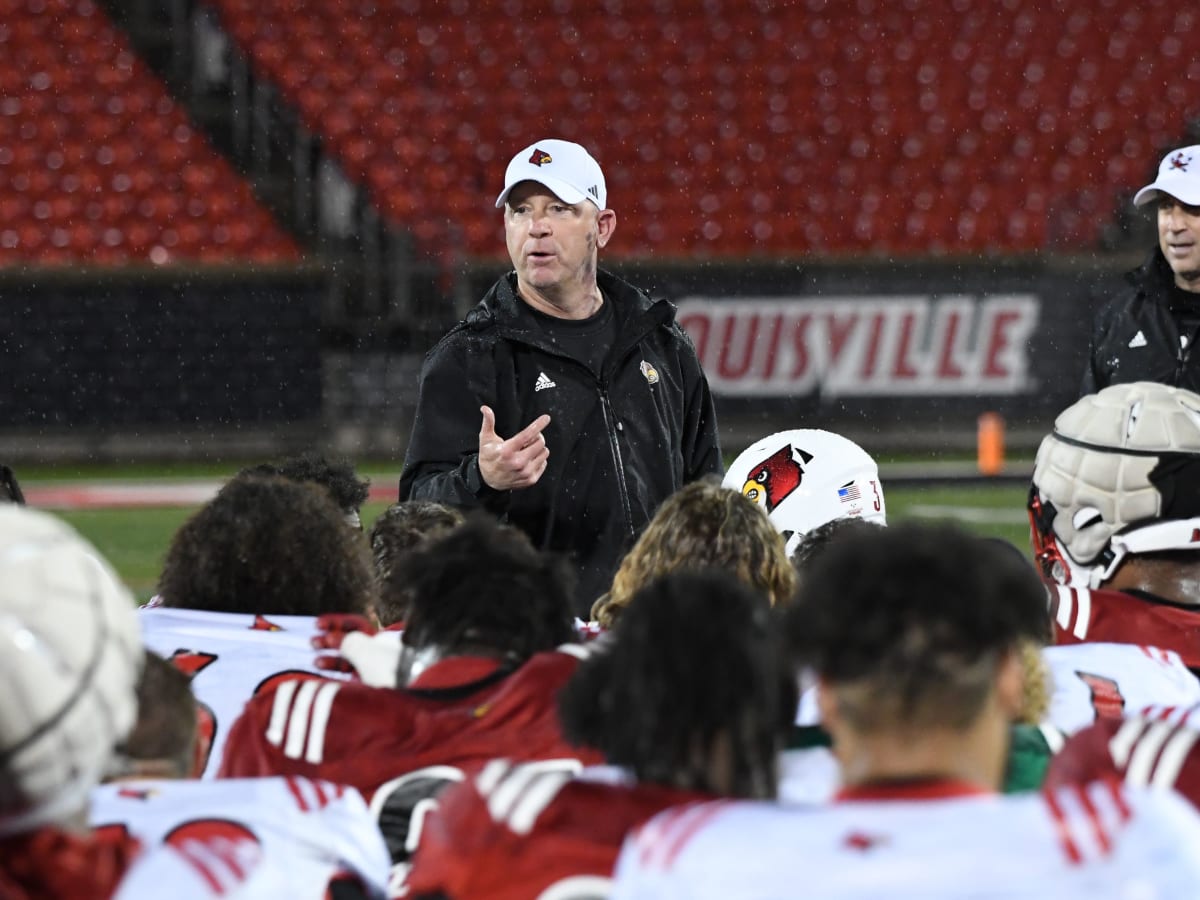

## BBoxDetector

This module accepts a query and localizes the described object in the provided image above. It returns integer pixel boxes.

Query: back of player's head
[789,516,884,580]
[111,651,199,780]
[369,500,465,626]
[157,474,376,617]
[561,569,789,799]
[240,451,370,528]
[593,478,794,627]
[723,428,886,556]
[786,521,1046,732]
[399,515,575,661]
[0,506,142,835]
[1030,381,1200,588]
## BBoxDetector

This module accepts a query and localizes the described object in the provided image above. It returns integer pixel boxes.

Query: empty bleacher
[0,0,298,267]
[199,0,1200,260]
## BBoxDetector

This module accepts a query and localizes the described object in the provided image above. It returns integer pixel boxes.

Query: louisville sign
[677,294,1040,398]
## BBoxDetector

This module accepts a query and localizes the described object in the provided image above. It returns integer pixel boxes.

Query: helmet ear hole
[1071,507,1103,531]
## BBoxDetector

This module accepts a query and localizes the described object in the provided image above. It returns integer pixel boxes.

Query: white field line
[902,504,1029,525]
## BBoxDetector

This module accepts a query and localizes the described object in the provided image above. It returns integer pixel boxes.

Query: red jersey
[1050,585,1200,669]
[220,645,603,896]
[407,761,713,900]
[0,825,140,900]
[1046,706,1200,808]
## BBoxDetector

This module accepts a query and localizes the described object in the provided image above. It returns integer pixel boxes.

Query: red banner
[677,294,1040,397]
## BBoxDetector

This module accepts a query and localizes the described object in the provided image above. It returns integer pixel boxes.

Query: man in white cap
[1083,144,1200,393]
[400,138,722,615]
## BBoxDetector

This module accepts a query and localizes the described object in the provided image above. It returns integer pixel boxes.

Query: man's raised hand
[478,405,551,490]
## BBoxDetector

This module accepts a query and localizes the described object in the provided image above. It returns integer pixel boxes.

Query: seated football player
[1029,381,1200,670]
[0,504,389,900]
[141,474,376,776]
[368,500,464,628]
[610,522,1200,898]
[404,569,792,900]
[1045,703,1200,808]
[239,450,372,530]
[722,428,887,558]
[590,478,794,628]
[219,516,605,895]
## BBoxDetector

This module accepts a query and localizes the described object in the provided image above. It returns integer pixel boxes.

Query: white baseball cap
[494,139,607,210]
[1133,145,1200,207]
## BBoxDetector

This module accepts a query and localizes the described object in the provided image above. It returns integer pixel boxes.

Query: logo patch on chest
[639,360,659,385]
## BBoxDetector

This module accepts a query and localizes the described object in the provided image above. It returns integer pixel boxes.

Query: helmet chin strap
[1079,517,1200,589]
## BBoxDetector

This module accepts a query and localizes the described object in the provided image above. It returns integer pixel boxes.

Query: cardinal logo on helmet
[529,148,553,167]
[741,444,813,512]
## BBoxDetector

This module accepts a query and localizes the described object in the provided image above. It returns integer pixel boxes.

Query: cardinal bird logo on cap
[741,444,813,512]
[529,148,553,166]
[1171,153,1193,171]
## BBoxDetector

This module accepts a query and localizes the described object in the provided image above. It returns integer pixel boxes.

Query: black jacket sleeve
[676,325,724,481]
[398,331,509,512]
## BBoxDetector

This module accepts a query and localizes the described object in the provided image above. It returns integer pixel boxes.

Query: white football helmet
[723,429,886,555]
[0,506,142,835]
[1029,381,1200,588]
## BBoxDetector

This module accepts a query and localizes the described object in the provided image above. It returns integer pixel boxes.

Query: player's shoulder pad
[623,800,734,874]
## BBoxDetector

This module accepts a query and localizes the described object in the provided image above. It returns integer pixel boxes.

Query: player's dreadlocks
[786,521,1047,732]
[561,569,791,799]
[158,475,375,616]
[399,514,576,662]
[240,451,370,526]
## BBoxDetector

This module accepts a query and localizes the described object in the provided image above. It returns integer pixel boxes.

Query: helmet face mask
[723,429,886,554]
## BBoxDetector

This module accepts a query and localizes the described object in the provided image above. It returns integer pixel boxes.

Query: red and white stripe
[264,679,341,764]
[1109,715,1200,789]
[1054,585,1092,640]
[1043,780,1131,866]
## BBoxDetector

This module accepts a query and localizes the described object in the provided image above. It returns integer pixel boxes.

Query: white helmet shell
[0,506,142,835]
[1030,381,1200,588]
[723,429,886,554]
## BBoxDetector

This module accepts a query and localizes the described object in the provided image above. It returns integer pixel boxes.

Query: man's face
[1158,194,1200,291]
[504,181,613,299]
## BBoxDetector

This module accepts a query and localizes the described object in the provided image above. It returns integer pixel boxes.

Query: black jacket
[399,269,723,614]
[1082,248,1200,395]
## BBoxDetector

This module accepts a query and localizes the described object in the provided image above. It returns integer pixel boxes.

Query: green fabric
[786,722,1058,793]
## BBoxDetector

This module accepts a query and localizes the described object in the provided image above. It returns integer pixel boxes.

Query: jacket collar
[465,269,674,336]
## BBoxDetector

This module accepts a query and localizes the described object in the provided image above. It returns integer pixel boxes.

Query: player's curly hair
[399,514,575,661]
[369,501,465,626]
[591,478,794,627]
[157,475,376,616]
[562,569,791,799]
[785,521,1047,732]
[240,451,370,522]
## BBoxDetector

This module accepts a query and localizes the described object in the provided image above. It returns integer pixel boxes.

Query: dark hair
[157,475,376,616]
[118,651,197,778]
[785,521,1047,730]
[560,569,790,799]
[370,501,465,626]
[399,514,575,660]
[0,464,24,504]
[240,452,369,519]
[789,516,883,575]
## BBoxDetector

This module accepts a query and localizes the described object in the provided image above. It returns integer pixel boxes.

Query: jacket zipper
[598,384,635,539]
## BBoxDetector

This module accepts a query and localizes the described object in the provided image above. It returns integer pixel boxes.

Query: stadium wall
[0,254,1132,462]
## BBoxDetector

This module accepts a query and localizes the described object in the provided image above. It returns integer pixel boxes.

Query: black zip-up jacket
[1081,247,1200,395]
[399,269,723,614]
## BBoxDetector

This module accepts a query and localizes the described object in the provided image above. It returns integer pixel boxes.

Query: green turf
[52,478,1033,603]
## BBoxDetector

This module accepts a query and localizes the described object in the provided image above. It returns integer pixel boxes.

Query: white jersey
[94,776,390,899]
[612,781,1200,899]
[1043,643,1200,735]
[138,606,351,777]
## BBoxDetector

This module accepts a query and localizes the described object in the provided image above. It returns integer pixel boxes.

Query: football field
[19,463,1033,603]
